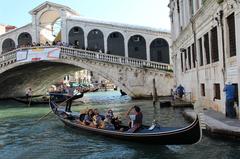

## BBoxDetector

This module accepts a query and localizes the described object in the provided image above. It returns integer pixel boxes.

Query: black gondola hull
[50,101,202,145]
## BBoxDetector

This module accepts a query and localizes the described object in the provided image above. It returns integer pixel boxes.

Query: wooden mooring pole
[152,78,158,107]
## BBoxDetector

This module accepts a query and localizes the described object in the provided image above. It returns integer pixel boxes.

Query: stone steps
[183,109,240,140]
[159,99,193,108]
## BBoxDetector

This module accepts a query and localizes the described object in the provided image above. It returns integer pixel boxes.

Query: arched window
[87,29,104,52]
[68,26,85,49]
[18,32,32,47]
[150,38,169,63]
[128,35,146,60]
[2,38,15,53]
[107,32,125,56]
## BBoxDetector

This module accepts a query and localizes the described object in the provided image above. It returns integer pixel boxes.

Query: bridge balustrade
[60,47,172,71]
[0,46,172,72]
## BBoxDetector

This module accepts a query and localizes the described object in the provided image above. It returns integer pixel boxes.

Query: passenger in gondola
[105,109,121,130]
[105,109,114,120]
[83,109,94,126]
[92,109,104,128]
[102,109,116,130]
[125,105,143,133]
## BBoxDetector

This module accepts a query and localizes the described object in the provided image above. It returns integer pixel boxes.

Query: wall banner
[16,48,60,62]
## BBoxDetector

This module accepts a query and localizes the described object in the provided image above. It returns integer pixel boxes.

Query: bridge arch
[38,9,61,44]
[107,32,125,56]
[128,35,146,60]
[2,38,16,54]
[18,32,32,47]
[0,60,135,98]
[68,26,85,49]
[150,38,169,63]
[0,46,173,99]
[87,29,104,52]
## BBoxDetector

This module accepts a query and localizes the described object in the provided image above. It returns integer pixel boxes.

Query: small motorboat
[49,100,202,145]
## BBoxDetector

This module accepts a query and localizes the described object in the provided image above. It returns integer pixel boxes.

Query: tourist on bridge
[223,82,236,118]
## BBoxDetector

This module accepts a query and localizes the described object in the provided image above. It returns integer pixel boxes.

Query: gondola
[120,89,127,96]
[49,100,202,145]
[14,92,85,105]
[49,92,85,101]
[13,96,54,105]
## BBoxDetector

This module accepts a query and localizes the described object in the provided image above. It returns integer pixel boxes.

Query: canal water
[0,91,239,159]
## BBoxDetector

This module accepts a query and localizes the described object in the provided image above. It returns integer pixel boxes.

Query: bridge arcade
[0,1,174,98]
[0,1,171,64]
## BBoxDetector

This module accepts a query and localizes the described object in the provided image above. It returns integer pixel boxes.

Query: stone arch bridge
[0,46,174,99]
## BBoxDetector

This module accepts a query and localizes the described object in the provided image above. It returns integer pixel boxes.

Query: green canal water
[0,91,239,159]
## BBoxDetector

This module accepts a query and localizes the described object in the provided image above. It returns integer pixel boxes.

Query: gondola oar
[35,94,76,123]
[28,95,32,107]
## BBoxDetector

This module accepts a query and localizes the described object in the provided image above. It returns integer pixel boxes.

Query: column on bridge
[60,11,67,44]
[124,34,129,58]
[104,32,108,54]
[146,39,151,61]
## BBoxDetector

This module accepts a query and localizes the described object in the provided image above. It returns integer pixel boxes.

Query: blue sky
[0,0,170,31]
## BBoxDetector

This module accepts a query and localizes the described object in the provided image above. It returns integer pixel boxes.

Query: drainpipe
[190,19,199,103]
[219,10,226,84]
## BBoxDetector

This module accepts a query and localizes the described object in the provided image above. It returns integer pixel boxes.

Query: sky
[0,0,170,31]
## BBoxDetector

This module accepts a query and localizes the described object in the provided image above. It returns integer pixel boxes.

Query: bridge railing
[0,46,173,71]
[0,49,17,67]
[0,46,55,67]
[60,47,173,71]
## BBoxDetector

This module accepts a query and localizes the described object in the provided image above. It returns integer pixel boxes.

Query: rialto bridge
[0,2,174,99]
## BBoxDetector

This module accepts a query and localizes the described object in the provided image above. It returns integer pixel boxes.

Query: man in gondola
[25,87,32,102]
[65,85,75,112]
[125,105,143,133]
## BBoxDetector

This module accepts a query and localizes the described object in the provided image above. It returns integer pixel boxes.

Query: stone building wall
[170,0,240,115]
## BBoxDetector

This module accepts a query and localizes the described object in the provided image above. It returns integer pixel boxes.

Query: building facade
[169,0,240,116]
[0,24,16,35]
[0,1,172,65]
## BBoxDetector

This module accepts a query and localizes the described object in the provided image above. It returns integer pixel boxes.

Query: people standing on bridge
[45,41,50,46]
[223,82,236,118]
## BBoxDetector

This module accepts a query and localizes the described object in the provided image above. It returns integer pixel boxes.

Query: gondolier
[65,85,75,112]
[25,87,32,102]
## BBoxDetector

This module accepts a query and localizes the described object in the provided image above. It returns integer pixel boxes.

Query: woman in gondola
[83,109,94,126]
